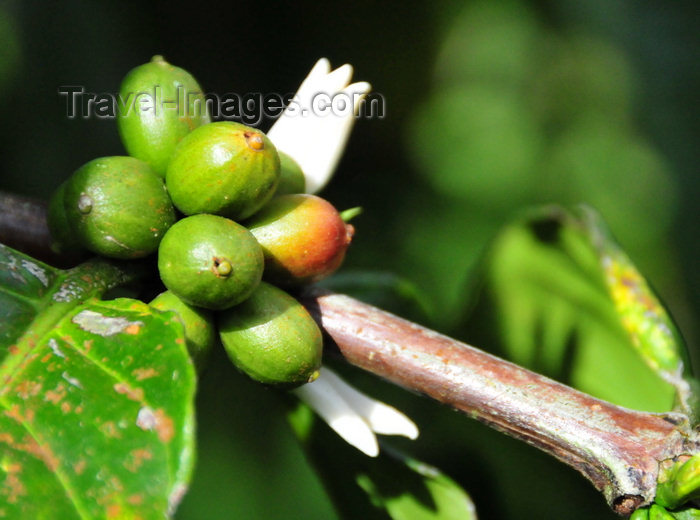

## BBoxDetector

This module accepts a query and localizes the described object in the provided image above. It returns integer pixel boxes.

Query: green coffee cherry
[150,290,215,371]
[275,151,306,195]
[629,508,649,520]
[47,182,84,256]
[157,214,264,310]
[246,194,354,286]
[117,55,210,177]
[166,121,280,220]
[218,282,322,388]
[63,156,175,259]
[649,504,675,519]
[656,454,700,510]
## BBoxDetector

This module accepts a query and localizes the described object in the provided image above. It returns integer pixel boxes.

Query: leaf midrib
[0,258,149,519]
[0,269,93,520]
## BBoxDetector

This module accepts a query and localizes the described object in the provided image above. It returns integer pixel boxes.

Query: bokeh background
[0,1,697,518]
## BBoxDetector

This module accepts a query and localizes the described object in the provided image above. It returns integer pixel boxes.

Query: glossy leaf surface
[0,244,196,519]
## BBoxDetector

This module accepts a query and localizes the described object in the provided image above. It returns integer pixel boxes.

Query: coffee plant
[0,51,698,520]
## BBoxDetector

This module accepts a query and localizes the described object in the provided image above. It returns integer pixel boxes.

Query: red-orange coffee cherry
[245,194,354,286]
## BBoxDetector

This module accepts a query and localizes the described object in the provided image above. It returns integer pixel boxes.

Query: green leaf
[356,447,478,520]
[480,206,684,413]
[288,401,477,520]
[578,207,695,414]
[668,507,700,519]
[317,270,433,324]
[0,244,196,519]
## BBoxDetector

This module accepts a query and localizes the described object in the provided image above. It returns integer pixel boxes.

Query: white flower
[272,59,414,455]
[267,58,372,194]
[293,367,419,457]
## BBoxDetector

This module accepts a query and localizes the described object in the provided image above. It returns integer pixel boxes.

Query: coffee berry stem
[1,191,699,516]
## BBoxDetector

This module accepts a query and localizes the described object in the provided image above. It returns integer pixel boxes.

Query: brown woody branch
[300,289,700,515]
[2,190,698,516]
[0,191,57,264]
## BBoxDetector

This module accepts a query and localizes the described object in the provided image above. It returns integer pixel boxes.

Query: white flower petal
[290,58,331,100]
[293,372,379,457]
[322,368,419,440]
[328,414,379,457]
[324,64,354,90]
[267,58,372,194]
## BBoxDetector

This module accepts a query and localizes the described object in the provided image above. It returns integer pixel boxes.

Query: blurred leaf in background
[391,2,697,519]
[477,205,694,413]
[176,348,338,520]
[402,0,684,333]
[318,270,434,324]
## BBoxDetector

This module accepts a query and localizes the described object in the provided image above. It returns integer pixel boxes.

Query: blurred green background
[0,1,697,518]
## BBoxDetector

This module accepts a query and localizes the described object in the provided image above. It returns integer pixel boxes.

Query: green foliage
[579,208,696,412]
[0,1,696,518]
[288,402,476,520]
[356,449,477,520]
[177,357,337,519]
[318,270,433,324]
[480,206,690,413]
[402,0,680,329]
[434,0,540,86]
[0,244,196,518]
[668,507,700,519]
[409,84,542,208]
[544,117,677,251]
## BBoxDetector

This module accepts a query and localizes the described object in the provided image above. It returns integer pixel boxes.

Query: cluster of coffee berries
[48,56,354,387]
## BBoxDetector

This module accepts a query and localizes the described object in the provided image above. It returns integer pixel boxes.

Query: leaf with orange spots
[578,207,695,414]
[0,244,196,519]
